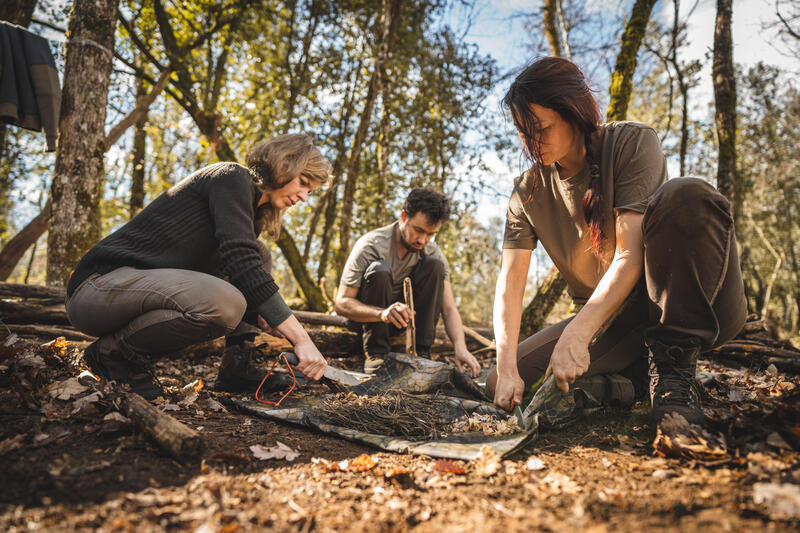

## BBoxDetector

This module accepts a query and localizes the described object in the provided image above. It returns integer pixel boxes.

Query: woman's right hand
[292,338,327,380]
[493,372,525,411]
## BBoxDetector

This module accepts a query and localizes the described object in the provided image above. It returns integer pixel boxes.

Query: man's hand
[257,316,285,338]
[546,331,590,393]
[292,338,327,380]
[454,346,481,377]
[493,371,525,411]
[379,302,415,328]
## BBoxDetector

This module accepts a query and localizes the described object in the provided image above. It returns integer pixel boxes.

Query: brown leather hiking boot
[214,341,292,393]
[646,337,704,426]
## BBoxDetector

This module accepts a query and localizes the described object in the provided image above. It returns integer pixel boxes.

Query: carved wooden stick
[403,277,416,356]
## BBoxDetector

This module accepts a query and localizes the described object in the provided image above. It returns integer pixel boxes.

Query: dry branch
[115,392,204,462]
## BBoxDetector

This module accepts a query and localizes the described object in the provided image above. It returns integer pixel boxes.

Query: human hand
[454,347,481,377]
[292,338,327,380]
[547,333,590,393]
[493,372,525,411]
[257,316,285,338]
[379,302,415,328]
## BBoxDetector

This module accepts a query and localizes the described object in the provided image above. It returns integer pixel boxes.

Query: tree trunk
[605,0,659,121]
[129,76,148,218]
[542,0,562,57]
[46,0,119,286]
[713,0,738,222]
[334,0,402,277]
[519,265,569,338]
[277,226,327,312]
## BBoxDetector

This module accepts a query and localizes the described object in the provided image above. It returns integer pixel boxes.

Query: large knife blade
[280,352,362,387]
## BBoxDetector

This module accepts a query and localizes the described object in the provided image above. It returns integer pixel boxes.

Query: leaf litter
[1,332,800,530]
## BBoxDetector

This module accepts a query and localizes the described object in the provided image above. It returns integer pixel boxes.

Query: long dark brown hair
[502,57,606,259]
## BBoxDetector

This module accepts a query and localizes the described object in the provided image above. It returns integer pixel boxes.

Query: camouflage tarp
[230,352,632,460]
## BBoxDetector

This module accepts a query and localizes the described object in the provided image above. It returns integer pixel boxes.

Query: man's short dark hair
[402,188,450,224]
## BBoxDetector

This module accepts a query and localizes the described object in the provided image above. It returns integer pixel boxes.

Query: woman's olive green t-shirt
[503,121,667,302]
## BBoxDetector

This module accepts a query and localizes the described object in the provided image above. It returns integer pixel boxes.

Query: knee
[420,256,445,278]
[364,260,393,285]
[644,178,731,236]
[196,282,247,331]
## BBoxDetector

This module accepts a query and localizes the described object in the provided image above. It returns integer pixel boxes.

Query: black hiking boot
[646,336,704,427]
[83,340,164,400]
[214,341,293,393]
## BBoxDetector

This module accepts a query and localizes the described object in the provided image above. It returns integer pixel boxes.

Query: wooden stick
[462,325,494,348]
[115,392,204,462]
[403,277,416,356]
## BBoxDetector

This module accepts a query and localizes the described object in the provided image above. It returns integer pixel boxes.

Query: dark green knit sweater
[67,162,289,324]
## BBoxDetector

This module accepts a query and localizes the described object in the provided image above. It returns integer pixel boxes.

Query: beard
[398,229,422,251]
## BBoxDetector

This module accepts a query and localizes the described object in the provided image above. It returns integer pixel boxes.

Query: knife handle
[280,352,299,366]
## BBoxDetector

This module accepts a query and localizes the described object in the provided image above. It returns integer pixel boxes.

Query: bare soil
[1,335,798,532]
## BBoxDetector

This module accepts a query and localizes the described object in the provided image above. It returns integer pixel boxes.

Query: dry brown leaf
[435,459,466,474]
[350,454,377,472]
[250,441,299,461]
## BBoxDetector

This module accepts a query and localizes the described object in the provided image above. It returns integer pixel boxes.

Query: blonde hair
[245,133,333,240]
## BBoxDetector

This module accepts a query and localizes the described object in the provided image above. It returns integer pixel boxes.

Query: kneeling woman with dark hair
[66,134,331,399]
[489,57,746,431]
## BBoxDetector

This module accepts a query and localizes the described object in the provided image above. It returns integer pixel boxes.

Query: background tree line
[0,0,798,340]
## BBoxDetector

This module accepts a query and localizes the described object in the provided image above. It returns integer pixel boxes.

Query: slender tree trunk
[47,0,119,286]
[713,0,738,223]
[520,266,569,338]
[542,0,562,57]
[278,226,326,311]
[606,0,659,121]
[334,0,402,277]
[520,2,572,335]
[130,76,148,218]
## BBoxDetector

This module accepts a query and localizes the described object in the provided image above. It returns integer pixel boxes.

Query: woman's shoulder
[600,120,655,135]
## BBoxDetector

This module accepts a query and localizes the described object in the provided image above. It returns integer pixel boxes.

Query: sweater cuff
[257,292,293,328]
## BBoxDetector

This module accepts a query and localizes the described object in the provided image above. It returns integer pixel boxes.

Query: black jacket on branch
[0,21,61,151]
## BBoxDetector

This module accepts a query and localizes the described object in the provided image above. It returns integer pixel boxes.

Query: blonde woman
[66,134,332,399]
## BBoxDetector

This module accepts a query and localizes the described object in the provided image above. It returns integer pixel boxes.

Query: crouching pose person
[334,188,480,376]
[489,57,746,432]
[66,134,330,399]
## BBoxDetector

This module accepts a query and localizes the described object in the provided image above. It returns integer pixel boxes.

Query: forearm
[273,314,312,346]
[564,253,642,345]
[334,296,383,323]
[493,274,525,377]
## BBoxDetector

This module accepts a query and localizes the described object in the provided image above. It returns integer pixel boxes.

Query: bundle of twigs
[314,390,461,440]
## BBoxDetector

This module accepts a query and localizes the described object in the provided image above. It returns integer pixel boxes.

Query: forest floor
[1,334,799,532]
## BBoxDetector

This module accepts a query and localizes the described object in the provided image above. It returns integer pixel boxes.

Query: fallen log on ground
[4,324,95,341]
[114,392,204,462]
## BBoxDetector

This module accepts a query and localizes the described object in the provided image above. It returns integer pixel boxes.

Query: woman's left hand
[547,331,590,393]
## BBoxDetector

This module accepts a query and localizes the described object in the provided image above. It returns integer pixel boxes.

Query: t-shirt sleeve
[502,182,538,250]
[340,236,376,288]
[612,125,668,214]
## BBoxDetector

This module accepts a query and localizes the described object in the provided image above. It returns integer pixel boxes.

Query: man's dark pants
[356,256,445,356]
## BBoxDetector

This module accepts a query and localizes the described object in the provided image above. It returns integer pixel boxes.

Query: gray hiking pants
[486,178,748,397]
[66,267,248,359]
